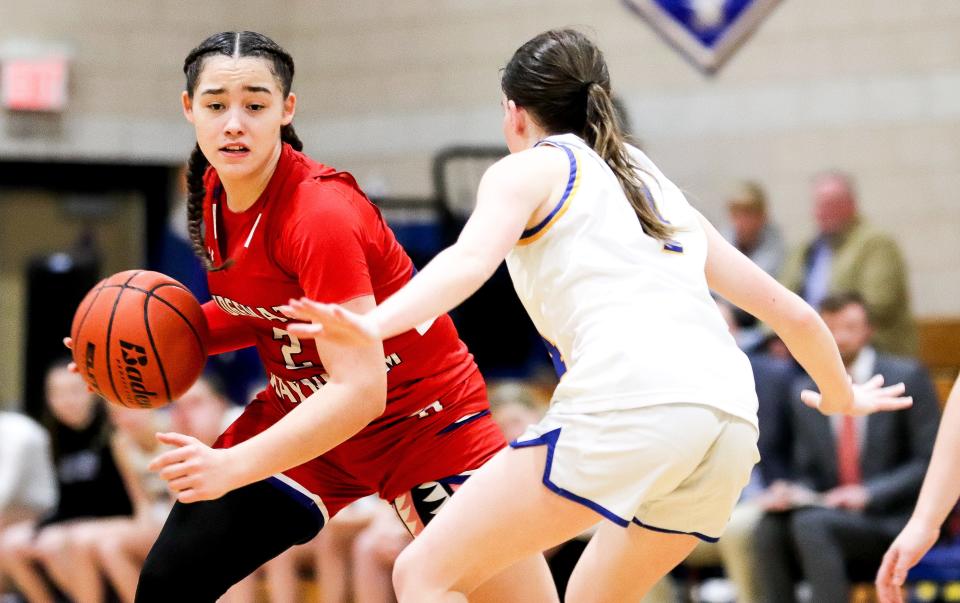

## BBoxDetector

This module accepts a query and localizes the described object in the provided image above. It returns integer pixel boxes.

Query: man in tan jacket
[780,172,916,355]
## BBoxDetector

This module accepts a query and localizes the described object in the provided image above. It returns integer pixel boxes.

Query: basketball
[70,270,208,409]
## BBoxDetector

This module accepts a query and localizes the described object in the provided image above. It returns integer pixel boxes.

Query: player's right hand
[876,517,940,603]
[281,297,381,346]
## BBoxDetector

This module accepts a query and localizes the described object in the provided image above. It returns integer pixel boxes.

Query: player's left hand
[876,517,940,603]
[280,297,381,346]
[802,374,912,416]
[149,432,240,503]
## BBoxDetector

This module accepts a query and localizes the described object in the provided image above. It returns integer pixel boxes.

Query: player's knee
[392,544,417,596]
[392,540,438,598]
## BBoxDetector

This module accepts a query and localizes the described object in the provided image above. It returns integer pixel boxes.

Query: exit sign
[2,56,69,112]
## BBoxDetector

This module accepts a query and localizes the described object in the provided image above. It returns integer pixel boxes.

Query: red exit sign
[2,56,69,112]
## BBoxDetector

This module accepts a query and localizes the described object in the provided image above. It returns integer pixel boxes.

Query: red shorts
[214,372,505,524]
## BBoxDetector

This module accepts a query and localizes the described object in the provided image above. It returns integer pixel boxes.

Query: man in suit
[779,172,916,355]
[753,292,940,603]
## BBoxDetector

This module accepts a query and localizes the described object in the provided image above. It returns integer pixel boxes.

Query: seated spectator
[718,181,785,353]
[168,373,243,449]
[720,181,784,278]
[351,500,412,603]
[0,410,57,597]
[780,171,915,355]
[0,360,132,603]
[754,292,941,603]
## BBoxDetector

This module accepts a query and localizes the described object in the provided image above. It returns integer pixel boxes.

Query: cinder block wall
[1,0,957,307]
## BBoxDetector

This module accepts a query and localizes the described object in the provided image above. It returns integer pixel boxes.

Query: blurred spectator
[780,171,916,355]
[351,501,412,603]
[0,361,131,603]
[0,411,57,527]
[490,392,543,442]
[168,374,241,448]
[0,410,57,597]
[720,181,785,278]
[648,302,797,603]
[719,181,786,353]
[753,292,940,603]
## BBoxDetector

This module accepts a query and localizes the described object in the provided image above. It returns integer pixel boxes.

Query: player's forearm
[227,378,385,486]
[773,304,853,412]
[202,301,257,355]
[375,244,496,340]
[910,378,960,528]
[699,212,853,411]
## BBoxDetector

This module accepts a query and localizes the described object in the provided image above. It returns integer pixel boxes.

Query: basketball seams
[143,283,206,354]
[142,294,173,405]
[105,270,144,408]
[71,280,107,344]
[99,282,204,352]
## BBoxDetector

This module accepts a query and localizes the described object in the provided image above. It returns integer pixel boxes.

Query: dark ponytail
[501,29,673,240]
[181,31,300,270]
[584,83,672,240]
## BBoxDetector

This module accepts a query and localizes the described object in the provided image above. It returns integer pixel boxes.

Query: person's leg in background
[0,521,55,603]
[790,506,902,603]
[753,512,799,603]
[351,503,412,603]
[715,501,765,602]
[312,498,377,603]
[94,520,163,603]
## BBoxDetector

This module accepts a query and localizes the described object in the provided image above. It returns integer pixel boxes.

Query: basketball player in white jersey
[284,29,913,603]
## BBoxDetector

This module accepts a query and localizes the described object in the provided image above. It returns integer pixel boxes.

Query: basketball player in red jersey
[122,31,554,602]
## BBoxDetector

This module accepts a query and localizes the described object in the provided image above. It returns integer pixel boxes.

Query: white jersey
[505,134,758,427]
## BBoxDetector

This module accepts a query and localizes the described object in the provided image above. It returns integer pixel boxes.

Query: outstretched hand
[875,518,939,603]
[801,374,912,416]
[149,432,240,503]
[280,298,381,346]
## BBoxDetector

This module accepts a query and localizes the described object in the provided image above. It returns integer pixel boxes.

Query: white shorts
[511,403,759,542]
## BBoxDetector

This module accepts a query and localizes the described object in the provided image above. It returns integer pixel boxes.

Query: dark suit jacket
[789,353,940,518]
[751,353,798,485]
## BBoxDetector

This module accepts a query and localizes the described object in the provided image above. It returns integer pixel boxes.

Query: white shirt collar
[848,346,877,385]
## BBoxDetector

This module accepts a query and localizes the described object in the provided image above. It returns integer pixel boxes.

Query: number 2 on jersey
[273,327,315,370]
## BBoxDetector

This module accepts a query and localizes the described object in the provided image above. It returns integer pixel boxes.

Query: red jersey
[200,143,479,432]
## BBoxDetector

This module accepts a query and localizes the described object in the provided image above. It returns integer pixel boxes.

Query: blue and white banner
[623,0,782,74]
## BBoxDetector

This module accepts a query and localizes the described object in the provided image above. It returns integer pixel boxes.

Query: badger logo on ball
[119,339,159,407]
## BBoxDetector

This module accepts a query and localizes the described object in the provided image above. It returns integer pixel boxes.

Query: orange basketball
[70,270,208,409]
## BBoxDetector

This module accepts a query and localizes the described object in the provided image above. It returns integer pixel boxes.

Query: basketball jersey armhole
[517,142,580,245]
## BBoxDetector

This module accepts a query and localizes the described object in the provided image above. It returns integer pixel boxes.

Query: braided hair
[182,31,304,270]
[501,29,674,241]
